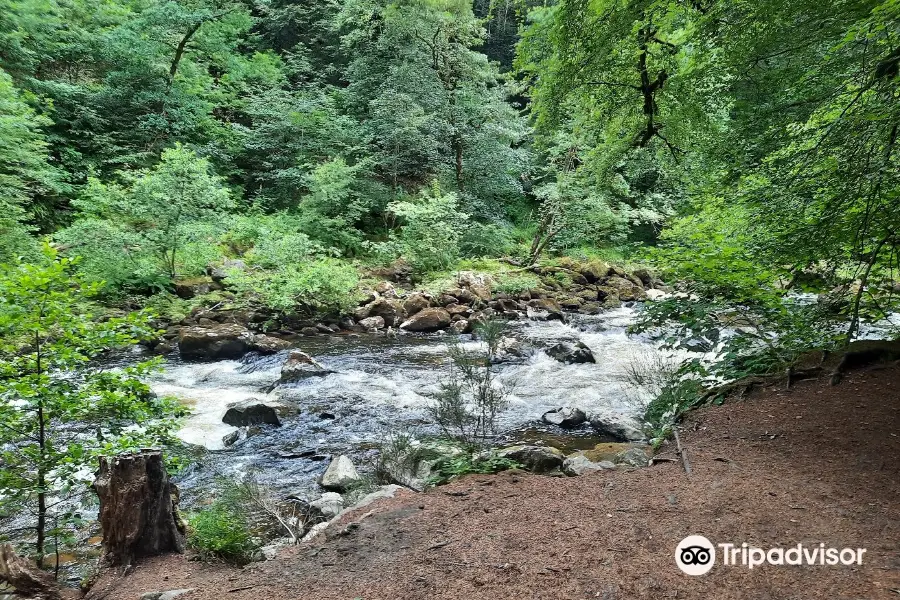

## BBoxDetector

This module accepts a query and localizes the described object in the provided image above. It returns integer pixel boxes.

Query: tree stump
[93,450,185,566]
[0,543,61,599]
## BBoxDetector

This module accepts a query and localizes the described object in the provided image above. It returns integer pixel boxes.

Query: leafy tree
[387,183,469,273]
[64,144,232,283]
[0,245,182,564]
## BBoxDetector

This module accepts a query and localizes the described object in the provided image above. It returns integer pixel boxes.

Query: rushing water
[150,306,671,503]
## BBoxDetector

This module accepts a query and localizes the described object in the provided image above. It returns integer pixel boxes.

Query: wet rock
[366,298,405,326]
[222,430,240,447]
[615,447,650,468]
[178,324,254,360]
[320,455,361,491]
[403,293,430,317]
[309,492,344,520]
[525,298,564,322]
[541,407,588,429]
[222,401,281,427]
[497,445,564,474]
[278,350,333,385]
[450,319,471,334]
[358,315,386,330]
[589,413,645,442]
[546,341,596,364]
[400,308,451,332]
[300,326,319,337]
[251,334,291,354]
[562,455,615,476]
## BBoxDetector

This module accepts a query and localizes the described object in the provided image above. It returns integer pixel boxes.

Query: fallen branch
[673,427,692,475]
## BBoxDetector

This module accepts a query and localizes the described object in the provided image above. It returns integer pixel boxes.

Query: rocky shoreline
[152,259,669,359]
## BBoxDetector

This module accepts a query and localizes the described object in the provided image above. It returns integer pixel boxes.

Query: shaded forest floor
[88,364,900,600]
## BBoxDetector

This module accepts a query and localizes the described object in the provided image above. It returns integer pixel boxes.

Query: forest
[0,0,898,584]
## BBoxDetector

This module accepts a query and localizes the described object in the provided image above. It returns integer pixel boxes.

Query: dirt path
[89,364,900,600]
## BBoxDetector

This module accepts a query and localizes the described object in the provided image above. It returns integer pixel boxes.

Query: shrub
[188,501,257,564]
[427,452,520,486]
[429,320,512,447]
[460,222,516,258]
[226,257,360,314]
[388,183,468,274]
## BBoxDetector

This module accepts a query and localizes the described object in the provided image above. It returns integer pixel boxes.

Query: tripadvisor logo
[675,536,867,575]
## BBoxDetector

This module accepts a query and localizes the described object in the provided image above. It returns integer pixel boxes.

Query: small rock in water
[541,407,587,429]
[221,429,240,447]
[222,401,281,428]
[319,455,361,491]
[358,315,385,330]
[278,350,332,386]
[546,341,596,364]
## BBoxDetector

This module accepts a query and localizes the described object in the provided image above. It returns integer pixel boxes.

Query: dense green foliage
[187,500,258,564]
[0,0,896,344]
[0,246,182,562]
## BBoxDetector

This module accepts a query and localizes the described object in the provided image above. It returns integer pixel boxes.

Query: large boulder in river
[400,308,451,332]
[365,298,405,327]
[178,324,254,360]
[403,293,431,317]
[358,315,385,330]
[278,350,333,385]
[497,445,564,474]
[525,298,564,322]
[546,341,595,364]
[542,407,587,429]
[319,455,361,491]
[222,401,281,427]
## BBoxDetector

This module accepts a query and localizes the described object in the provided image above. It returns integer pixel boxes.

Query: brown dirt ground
[88,364,900,600]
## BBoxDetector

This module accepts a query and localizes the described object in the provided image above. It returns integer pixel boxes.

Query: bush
[187,501,257,564]
[427,452,520,486]
[388,184,468,274]
[460,222,516,258]
[226,257,360,314]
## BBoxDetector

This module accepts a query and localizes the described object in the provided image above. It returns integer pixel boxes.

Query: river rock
[222,401,281,427]
[178,324,254,360]
[252,334,291,354]
[580,262,610,283]
[400,308,451,332]
[589,412,645,442]
[320,455,361,491]
[562,455,615,476]
[309,492,344,520]
[525,298,564,322]
[222,429,240,447]
[366,298,405,326]
[279,350,332,385]
[546,341,595,364]
[403,293,431,316]
[450,319,471,334]
[358,315,386,330]
[615,447,650,468]
[457,271,492,301]
[497,445,564,474]
[542,407,588,429]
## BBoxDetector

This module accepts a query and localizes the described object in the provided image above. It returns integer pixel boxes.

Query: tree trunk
[93,451,185,567]
[0,543,61,600]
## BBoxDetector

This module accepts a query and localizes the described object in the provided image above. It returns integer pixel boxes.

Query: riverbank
[87,361,900,599]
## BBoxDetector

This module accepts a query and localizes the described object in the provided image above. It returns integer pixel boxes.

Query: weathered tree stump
[0,543,61,599]
[93,450,185,566]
